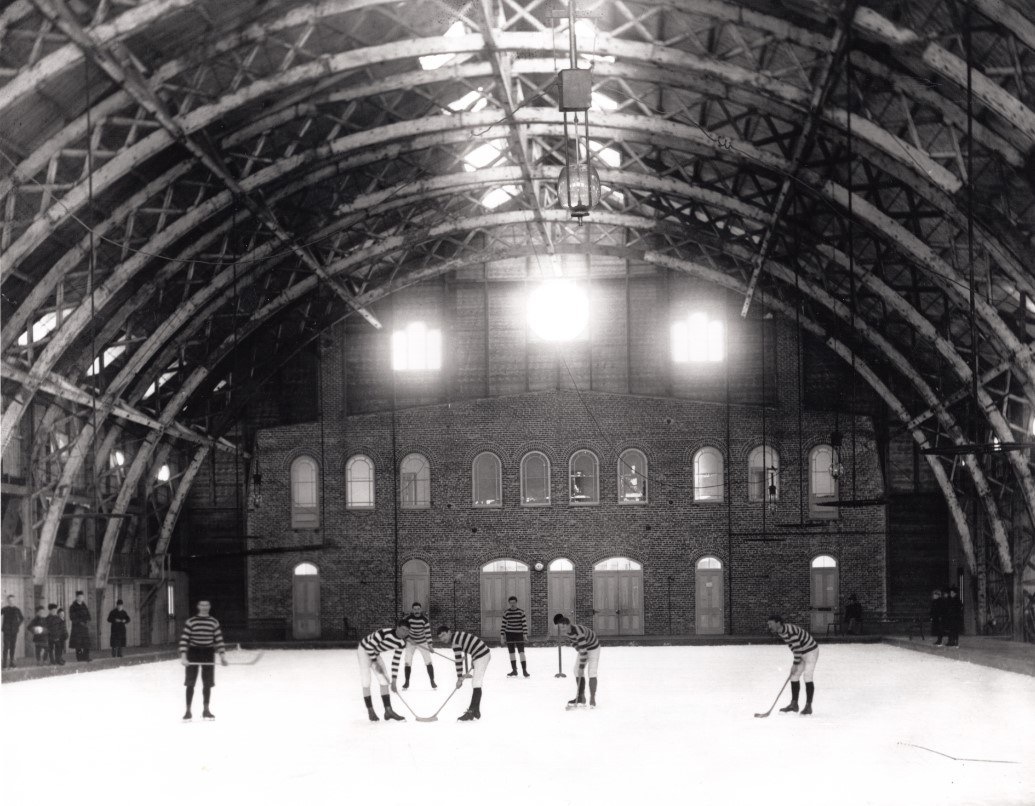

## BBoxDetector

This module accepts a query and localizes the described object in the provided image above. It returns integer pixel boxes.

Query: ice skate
[800,704,813,715]
[523,671,530,678]
[383,707,406,721]
[507,670,518,677]
[402,683,409,690]
[430,680,437,689]
[457,708,480,721]
[566,698,586,710]
[182,711,192,722]
[367,708,380,722]
[779,702,799,713]
[202,709,215,721]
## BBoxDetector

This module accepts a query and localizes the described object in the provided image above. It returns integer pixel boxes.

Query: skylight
[672,313,724,363]
[86,345,127,376]
[590,140,620,168]
[17,307,75,346]
[392,322,442,371]
[419,20,466,71]
[481,185,519,209]
[448,89,489,113]
[142,369,178,400]
[592,92,618,111]
[464,139,506,171]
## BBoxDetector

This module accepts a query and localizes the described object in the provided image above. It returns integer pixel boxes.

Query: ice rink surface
[3,644,1033,806]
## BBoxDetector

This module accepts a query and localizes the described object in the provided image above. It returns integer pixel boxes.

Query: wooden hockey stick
[415,684,463,722]
[754,672,792,718]
[184,644,265,666]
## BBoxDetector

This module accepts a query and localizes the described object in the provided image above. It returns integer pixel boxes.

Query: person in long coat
[944,586,964,647]
[107,599,131,657]
[68,590,92,662]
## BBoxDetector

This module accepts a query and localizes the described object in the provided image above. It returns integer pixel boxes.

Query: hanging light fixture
[766,465,779,515]
[555,1,599,222]
[248,458,263,511]
[829,429,845,480]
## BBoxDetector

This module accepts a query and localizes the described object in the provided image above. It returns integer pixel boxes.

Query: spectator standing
[930,589,946,646]
[69,590,92,662]
[843,595,863,635]
[1,594,24,668]
[944,586,964,647]
[26,606,49,665]
[107,599,131,658]
[47,607,68,665]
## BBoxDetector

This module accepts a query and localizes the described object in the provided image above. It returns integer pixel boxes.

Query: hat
[116,599,123,605]
[47,603,57,610]
[75,590,84,596]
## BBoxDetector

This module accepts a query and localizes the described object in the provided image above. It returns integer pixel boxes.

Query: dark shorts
[504,632,525,646]
[184,647,216,687]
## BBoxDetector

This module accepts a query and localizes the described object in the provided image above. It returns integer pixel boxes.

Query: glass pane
[402,559,429,575]
[811,447,836,497]
[483,559,528,572]
[346,455,375,508]
[401,454,430,508]
[291,457,317,507]
[571,451,598,502]
[294,563,318,576]
[695,448,723,501]
[811,555,837,568]
[549,558,574,571]
[619,449,646,502]
[594,556,641,571]
[697,557,722,570]
[521,453,550,505]
[473,453,501,506]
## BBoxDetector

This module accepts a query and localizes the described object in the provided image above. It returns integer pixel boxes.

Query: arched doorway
[547,558,576,635]
[695,557,724,635]
[401,559,431,615]
[480,559,530,639]
[810,555,839,633]
[292,562,321,639]
[592,557,643,636]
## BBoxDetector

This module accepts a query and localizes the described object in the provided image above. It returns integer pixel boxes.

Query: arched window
[569,450,599,504]
[520,451,551,506]
[345,454,375,510]
[482,559,529,572]
[294,562,319,576]
[472,452,502,507]
[809,444,838,519]
[693,447,724,502]
[548,558,574,571]
[812,555,837,568]
[593,557,642,571]
[747,446,779,503]
[618,448,647,503]
[400,453,430,510]
[696,557,722,570]
[290,456,319,528]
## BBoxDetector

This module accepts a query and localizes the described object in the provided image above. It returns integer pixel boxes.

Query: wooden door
[810,566,838,633]
[292,573,321,639]
[617,570,644,635]
[401,560,431,616]
[547,570,575,634]
[696,567,724,634]
[592,572,620,636]
[480,571,530,638]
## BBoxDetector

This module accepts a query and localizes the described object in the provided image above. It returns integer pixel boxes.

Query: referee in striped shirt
[178,600,227,721]
[767,614,819,715]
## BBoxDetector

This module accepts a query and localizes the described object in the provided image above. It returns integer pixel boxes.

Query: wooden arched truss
[1,0,1033,636]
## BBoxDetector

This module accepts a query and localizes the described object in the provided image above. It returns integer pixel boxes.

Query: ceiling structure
[1,0,1034,595]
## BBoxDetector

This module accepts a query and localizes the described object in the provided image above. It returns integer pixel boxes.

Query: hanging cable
[84,58,101,541]
[846,27,858,501]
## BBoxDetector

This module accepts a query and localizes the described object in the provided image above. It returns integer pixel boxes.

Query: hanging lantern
[557,159,600,221]
[555,4,599,222]
[766,467,779,515]
[248,461,263,511]
[829,429,845,479]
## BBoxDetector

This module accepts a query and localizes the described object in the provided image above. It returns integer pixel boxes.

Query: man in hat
[46,604,67,665]
[1,594,24,668]
[107,599,131,657]
[68,590,92,662]
[944,586,964,647]
[179,600,228,721]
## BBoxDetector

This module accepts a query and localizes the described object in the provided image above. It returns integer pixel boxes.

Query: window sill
[521,502,551,508]
[568,500,600,506]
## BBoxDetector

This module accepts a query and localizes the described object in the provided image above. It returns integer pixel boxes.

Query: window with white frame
[520,452,551,506]
[400,453,430,510]
[747,446,779,503]
[694,447,724,502]
[290,455,319,528]
[809,444,838,519]
[473,452,502,507]
[697,557,722,570]
[346,454,375,510]
[569,450,599,504]
[392,322,442,371]
[294,563,319,576]
[671,312,724,363]
[618,449,647,503]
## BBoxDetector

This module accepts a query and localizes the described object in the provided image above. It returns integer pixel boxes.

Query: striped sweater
[178,615,226,654]
[447,630,490,676]
[567,624,600,665]
[776,624,818,661]
[500,607,527,638]
[360,628,406,678]
[403,613,431,644]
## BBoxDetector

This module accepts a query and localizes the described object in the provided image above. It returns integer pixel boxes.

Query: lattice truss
[0,0,1033,589]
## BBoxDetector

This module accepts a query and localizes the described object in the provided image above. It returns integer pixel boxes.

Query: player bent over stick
[553,614,600,709]
[767,614,819,715]
[401,602,436,690]
[179,600,228,721]
[358,621,409,722]
[436,625,490,721]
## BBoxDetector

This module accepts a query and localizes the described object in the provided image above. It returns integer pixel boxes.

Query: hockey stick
[753,672,792,718]
[410,683,463,722]
[184,645,265,666]
[554,625,566,678]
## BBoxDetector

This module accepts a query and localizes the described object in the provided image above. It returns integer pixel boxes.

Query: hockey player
[553,613,600,709]
[436,625,490,721]
[178,600,228,721]
[500,596,530,677]
[766,614,819,715]
[401,602,436,690]
[358,621,409,722]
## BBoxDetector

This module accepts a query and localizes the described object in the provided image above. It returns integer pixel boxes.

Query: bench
[869,612,926,640]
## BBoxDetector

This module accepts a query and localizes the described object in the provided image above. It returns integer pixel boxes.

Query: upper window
[400,454,430,510]
[520,451,551,506]
[569,450,599,504]
[548,558,574,571]
[290,455,319,529]
[392,322,442,371]
[346,454,375,510]
[618,449,647,503]
[294,563,319,576]
[594,557,642,571]
[671,312,724,363]
[482,559,529,573]
[694,447,724,502]
[811,555,837,569]
[697,557,722,570]
[472,452,502,508]
[809,444,838,520]
[747,446,779,503]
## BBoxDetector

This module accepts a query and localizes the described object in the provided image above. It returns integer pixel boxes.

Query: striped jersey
[403,613,431,644]
[500,607,527,638]
[566,624,600,661]
[360,628,406,678]
[447,630,490,676]
[178,615,226,654]
[776,624,818,660]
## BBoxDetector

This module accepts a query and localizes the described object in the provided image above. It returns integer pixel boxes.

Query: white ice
[3,644,1033,806]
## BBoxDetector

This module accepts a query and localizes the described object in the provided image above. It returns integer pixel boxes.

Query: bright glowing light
[142,370,177,400]
[590,141,620,168]
[447,89,488,113]
[86,345,127,376]
[527,280,589,342]
[419,21,466,70]
[17,308,74,346]
[110,450,125,468]
[392,322,442,371]
[672,312,724,362]
[464,139,506,171]
[592,92,618,111]
[481,185,518,209]
[156,464,171,482]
